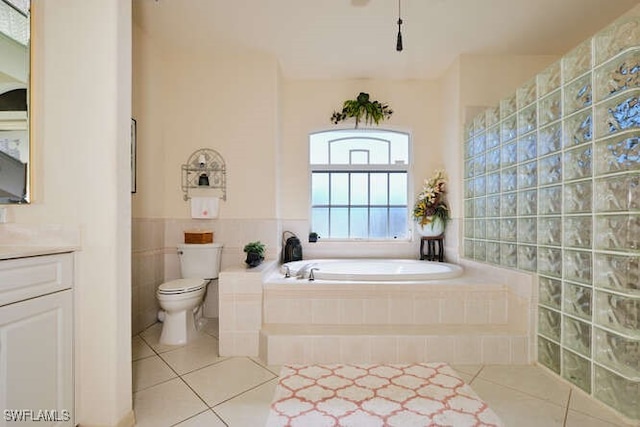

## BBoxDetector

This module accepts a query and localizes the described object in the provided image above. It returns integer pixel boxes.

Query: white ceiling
[133,0,639,80]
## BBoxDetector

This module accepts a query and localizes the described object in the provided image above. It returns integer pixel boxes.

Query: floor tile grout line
[209,407,231,427]
[536,362,633,425]
[209,374,279,409]
[168,409,218,427]
[172,356,275,424]
[138,330,179,356]
[136,328,228,378]
[131,353,158,363]
[157,350,229,377]
[175,372,218,420]
[208,409,229,427]
[141,332,220,356]
[134,329,272,426]
[484,376,632,425]
[133,325,232,427]
[170,356,230,377]
[134,333,214,410]
[564,393,633,426]
[133,375,181,395]
[562,389,572,427]
[247,356,282,376]
[148,338,222,413]
[468,365,485,384]
[470,374,570,408]
[137,332,164,357]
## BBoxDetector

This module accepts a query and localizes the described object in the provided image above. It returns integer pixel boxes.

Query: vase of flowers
[413,169,450,237]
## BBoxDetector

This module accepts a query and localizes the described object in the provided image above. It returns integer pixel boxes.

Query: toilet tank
[177,243,223,279]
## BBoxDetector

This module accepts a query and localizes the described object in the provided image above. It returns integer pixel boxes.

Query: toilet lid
[158,278,207,294]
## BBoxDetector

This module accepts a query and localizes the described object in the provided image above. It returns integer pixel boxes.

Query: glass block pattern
[538,61,561,97]
[462,11,640,420]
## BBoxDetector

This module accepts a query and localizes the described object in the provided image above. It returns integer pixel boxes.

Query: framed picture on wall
[131,118,137,194]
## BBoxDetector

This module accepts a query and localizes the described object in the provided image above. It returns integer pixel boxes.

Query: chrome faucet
[295,263,314,279]
[309,267,320,281]
[283,265,291,278]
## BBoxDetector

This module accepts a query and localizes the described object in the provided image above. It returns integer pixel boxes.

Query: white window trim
[308,129,413,242]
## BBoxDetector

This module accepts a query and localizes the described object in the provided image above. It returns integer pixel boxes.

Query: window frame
[308,129,412,241]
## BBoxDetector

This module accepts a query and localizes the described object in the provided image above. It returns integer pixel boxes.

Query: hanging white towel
[190,196,219,219]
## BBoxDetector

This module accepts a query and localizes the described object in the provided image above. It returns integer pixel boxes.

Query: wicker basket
[184,231,213,244]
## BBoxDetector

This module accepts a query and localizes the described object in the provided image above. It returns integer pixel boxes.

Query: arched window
[309,129,410,240]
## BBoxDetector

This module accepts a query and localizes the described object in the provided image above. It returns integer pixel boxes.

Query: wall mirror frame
[0,0,30,204]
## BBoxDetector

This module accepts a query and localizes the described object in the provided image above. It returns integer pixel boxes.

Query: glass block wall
[462,13,640,420]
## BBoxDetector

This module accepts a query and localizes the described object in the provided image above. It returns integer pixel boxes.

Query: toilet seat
[158,278,207,295]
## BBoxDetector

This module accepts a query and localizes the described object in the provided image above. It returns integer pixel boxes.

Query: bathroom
[130,1,639,424]
[0,0,637,426]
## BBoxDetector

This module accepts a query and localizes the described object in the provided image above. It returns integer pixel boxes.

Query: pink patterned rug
[266,362,503,427]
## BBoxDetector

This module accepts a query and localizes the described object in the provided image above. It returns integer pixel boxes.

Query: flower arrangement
[412,169,450,226]
[330,92,393,128]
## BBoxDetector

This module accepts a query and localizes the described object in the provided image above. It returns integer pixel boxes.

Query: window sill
[302,238,417,259]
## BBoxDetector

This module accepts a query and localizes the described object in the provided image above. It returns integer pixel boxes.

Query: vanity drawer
[0,253,73,307]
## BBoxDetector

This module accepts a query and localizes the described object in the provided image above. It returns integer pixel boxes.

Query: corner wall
[13,0,133,425]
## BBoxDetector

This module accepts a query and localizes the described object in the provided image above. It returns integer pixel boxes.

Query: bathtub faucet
[295,263,315,279]
[309,267,320,281]
[283,265,291,278]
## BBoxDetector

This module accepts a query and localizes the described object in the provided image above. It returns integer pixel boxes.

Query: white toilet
[157,243,223,345]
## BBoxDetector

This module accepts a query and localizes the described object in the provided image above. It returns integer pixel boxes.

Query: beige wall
[458,55,559,108]
[132,43,281,220]
[11,1,133,425]
[280,79,443,221]
[439,58,462,258]
[131,28,559,263]
[132,24,165,219]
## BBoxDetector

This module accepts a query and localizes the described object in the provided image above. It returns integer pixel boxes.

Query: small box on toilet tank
[184,230,213,244]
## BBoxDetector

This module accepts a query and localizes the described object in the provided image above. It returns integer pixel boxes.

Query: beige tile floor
[133,319,636,427]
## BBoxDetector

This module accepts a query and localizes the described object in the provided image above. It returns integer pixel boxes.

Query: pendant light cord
[396,0,404,51]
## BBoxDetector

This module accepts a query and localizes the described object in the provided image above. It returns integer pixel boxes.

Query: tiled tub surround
[244,260,535,367]
[218,261,271,357]
[463,11,640,420]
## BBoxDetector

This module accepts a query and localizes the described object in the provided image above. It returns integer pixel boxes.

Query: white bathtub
[280,259,463,281]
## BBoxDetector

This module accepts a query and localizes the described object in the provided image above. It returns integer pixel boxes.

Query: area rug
[266,362,503,427]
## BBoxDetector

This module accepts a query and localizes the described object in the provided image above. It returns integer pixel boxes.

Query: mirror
[0,0,29,204]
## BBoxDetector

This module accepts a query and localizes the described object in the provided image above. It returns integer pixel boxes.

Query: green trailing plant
[243,241,266,257]
[331,92,393,128]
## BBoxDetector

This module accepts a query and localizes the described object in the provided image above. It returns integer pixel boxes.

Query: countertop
[0,245,78,260]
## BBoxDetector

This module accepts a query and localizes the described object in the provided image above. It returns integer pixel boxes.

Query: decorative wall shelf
[181,148,226,201]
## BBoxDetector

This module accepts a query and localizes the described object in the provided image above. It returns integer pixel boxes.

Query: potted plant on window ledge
[330,92,393,128]
[413,170,450,237]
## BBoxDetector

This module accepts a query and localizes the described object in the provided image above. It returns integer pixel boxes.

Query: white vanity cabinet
[0,252,74,427]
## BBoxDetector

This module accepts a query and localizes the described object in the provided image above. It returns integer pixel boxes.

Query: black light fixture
[396,0,403,51]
